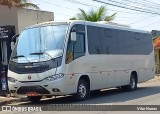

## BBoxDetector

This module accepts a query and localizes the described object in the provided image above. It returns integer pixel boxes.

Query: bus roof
[25,20,150,34]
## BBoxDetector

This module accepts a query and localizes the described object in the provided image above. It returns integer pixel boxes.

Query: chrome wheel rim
[131,77,136,89]
[78,84,86,98]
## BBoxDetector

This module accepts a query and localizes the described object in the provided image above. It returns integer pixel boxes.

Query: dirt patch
[146,76,160,83]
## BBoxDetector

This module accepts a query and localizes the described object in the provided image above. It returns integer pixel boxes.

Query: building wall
[0,5,54,34]
[0,5,18,34]
[17,8,54,33]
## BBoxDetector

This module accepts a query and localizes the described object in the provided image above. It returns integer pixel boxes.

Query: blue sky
[32,0,160,31]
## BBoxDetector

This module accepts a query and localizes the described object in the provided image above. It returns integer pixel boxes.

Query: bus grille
[15,65,49,73]
[17,86,50,94]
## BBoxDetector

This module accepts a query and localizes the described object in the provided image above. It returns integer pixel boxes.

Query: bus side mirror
[12,34,19,42]
[71,32,76,42]
[11,42,15,50]
[11,34,19,50]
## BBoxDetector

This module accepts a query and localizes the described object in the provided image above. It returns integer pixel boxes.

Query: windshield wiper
[30,52,44,55]
[12,55,26,59]
[30,52,53,59]
[11,55,32,64]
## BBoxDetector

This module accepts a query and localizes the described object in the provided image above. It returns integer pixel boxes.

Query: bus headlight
[8,77,18,83]
[43,74,64,82]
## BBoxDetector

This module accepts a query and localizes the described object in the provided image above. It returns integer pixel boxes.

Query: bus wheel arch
[121,71,138,91]
[74,75,90,101]
[131,71,138,84]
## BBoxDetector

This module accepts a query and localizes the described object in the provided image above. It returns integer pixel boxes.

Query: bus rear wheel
[121,74,137,91]
[27,96,42,103]
[74,79,89,101]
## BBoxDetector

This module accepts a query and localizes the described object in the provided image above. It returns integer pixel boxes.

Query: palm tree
[0,0,39,9]
[69,17,76,20]
[70,6,116,22]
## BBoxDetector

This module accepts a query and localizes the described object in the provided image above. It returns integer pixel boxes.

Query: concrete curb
[0,97,28,106]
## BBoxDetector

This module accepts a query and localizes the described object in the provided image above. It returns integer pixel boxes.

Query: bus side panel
[86,24,155,87]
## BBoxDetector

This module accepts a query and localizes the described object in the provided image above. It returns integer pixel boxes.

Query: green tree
[0,0,39,9]
[69,17,76,20]
[70,6,116,22]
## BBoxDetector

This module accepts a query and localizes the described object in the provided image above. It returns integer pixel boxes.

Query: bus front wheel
[74,79,89,101]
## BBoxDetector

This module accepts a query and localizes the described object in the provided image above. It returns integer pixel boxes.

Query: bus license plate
[26,92,38,96]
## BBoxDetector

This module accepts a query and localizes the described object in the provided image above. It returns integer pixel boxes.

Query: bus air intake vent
[17,86,50,94]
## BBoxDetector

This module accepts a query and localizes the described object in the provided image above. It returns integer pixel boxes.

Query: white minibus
[8,20,155,103]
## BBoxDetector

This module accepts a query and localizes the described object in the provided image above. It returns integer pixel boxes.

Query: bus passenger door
[65,24,87,94]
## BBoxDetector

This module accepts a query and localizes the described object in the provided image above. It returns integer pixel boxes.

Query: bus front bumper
[8,79,67,97]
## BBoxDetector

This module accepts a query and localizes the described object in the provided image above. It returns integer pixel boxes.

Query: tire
[121,74,137,91]
[27,96,42,103]
[74,80,89,101]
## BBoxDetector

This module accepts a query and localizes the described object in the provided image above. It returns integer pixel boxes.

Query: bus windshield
[11,24,68,63]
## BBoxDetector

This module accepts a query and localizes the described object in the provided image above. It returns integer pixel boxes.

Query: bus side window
[65,33,85,64]
[73,33,85,59]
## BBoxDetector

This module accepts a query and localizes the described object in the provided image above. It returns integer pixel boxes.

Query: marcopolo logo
[28,75,31,80]
[2,106,12,111]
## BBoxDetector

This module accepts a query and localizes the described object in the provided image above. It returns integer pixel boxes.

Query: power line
[38,0,160,24]
[40,0,160,17]
[39,0,79,11]
[138,20,160,29]
[38,0,79,17]
[92,0,160,15]
[136,16,160,29]
[40,0,150,19]
[106,0,160,14]
[142,0,160,7]
[64,0,157,15]
[123,0,160,10]
[129,15,160,25]
[64,0,155,22]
